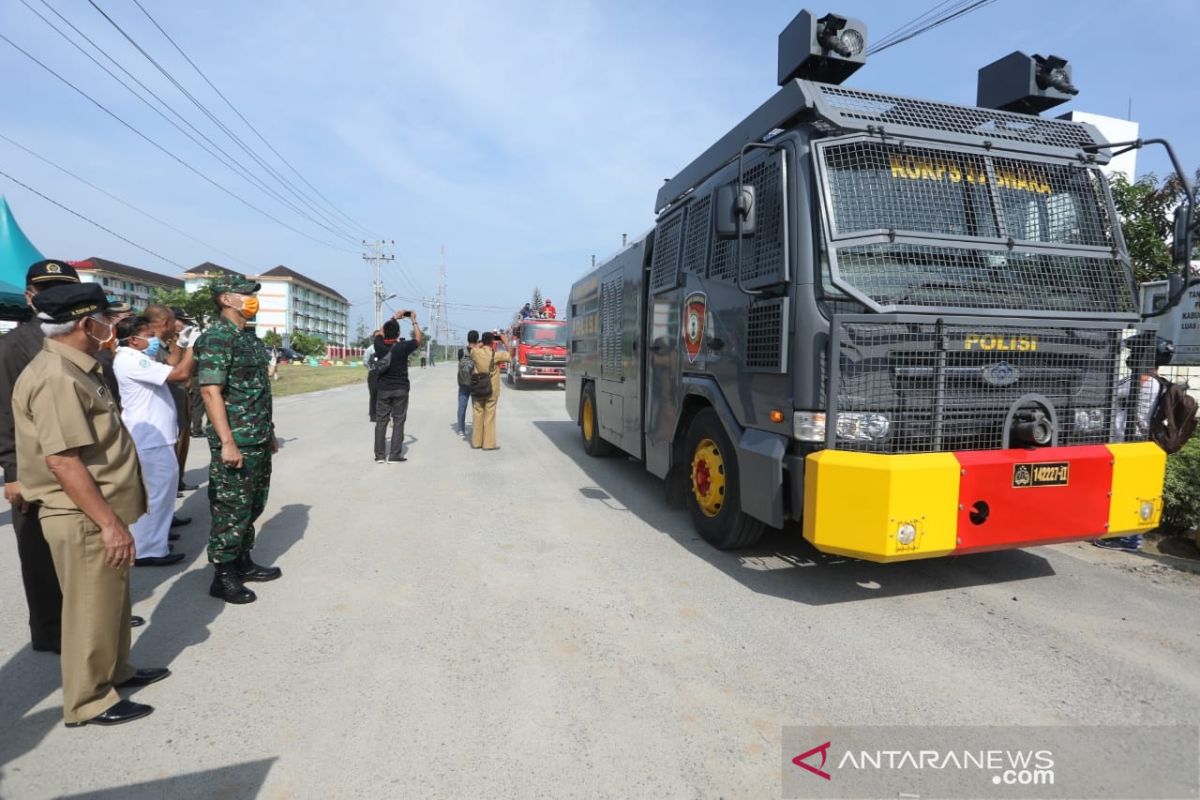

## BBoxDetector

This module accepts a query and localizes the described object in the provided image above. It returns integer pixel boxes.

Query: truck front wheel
[684,409,765,550]
[580,383,615,457]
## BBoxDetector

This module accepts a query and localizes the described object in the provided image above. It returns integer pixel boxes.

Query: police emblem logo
[682,292,707,364]
[46,262,62,274]
[1013,464,1032,487]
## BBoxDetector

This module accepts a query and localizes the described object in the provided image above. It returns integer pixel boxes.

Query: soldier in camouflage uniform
[195,276,281,604]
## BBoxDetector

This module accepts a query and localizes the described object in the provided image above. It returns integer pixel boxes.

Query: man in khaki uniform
[12,282,169,727]
[470,330,512,450]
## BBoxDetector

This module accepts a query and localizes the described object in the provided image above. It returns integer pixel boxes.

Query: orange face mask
[240,297,260,318]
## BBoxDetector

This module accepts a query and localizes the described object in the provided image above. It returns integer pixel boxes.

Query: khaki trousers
[40,511,135,724]
[471,394,500,449]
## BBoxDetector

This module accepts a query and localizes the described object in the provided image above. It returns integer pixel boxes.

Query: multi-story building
[256,266,349,347]
[183,262,350,347]
[72,256,184,309]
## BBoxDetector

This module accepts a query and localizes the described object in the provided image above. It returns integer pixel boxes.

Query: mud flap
[737,428,787,528]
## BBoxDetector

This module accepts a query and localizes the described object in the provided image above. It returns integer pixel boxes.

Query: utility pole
[362,239,395,332]
[422,297,437,364]
[436,244,449,362]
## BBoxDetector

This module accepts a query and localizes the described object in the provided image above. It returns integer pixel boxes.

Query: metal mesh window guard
[829,318,1152,454]
[681,194,711,275]
[814,84,1104,152]
[708,152,785,284]
[745,298,788,372]
[649,211,684,293]
[834,243,1135,314]
[600,276,623,377]
[825,141,997,239]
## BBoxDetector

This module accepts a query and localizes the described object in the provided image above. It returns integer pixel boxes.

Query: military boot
[209,564,256,604]
[235,551,282,582]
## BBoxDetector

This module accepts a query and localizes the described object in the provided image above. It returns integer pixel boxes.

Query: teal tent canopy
[0,196,42,320]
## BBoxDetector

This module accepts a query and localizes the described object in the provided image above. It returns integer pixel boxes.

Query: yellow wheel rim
[691,438,726,518]
[582,396,596,442]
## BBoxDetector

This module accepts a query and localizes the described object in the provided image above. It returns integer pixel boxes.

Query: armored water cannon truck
[566,9,1195,561]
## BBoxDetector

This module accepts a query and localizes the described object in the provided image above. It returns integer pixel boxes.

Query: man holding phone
[373,309,422,463]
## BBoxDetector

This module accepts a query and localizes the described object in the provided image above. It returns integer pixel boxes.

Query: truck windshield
[520,323,567,347]
[818,140,1136,314]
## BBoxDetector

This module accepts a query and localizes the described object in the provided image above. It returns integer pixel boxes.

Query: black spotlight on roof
[977,51,1078,115]
[777,9,868,86]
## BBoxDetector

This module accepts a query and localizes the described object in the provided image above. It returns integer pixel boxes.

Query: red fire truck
[509,318,568,388]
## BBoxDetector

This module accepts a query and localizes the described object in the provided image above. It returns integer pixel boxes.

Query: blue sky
[1,0,1196,338]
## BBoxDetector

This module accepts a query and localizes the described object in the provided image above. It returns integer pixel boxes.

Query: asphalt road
[1,364,1199,798]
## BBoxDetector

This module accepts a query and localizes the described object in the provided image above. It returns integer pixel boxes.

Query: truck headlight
[836,412,891,441]
[793,411,826,442]
[519,364,528,373]
[1073,407,1105,433]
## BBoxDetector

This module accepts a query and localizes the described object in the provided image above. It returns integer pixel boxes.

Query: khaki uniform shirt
[12,338,147,523]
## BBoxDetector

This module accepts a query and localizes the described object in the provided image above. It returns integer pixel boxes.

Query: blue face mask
[144,337,162,358]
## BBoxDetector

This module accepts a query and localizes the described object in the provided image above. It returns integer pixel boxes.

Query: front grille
[829,316,1153,454]
[527,356,565,368]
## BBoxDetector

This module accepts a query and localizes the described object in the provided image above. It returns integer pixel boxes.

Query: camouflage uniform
[195,288,274,565]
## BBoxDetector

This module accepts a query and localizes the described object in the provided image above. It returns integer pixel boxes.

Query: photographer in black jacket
[373,310,421,463]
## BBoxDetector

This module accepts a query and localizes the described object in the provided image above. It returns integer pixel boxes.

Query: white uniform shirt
[113,346,178,450]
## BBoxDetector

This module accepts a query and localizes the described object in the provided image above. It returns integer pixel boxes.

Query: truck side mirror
[1172,204,1193,266]
[715,184,756,239]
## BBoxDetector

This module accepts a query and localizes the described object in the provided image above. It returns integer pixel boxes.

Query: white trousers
[130,444,179,559]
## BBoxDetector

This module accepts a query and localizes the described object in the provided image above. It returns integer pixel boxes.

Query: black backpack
[457,353,473,387]
[469,351,494,399]
[374,343,400,375]
[1150,377,1198,454]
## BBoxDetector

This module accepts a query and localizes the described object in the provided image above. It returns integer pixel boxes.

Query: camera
[399,310,413,319]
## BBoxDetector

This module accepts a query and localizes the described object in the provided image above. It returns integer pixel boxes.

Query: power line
[0,31,358,254]
[86,0,362,245]
[0,131,257,270]
[867,0,998,56]
[0,167,184,268]
[870,0,960,53]
[127,0,377,239]
[23,0,358,248]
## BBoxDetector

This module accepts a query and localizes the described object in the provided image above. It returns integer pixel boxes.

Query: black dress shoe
[235,551,282,582]
[32,642,61,654]
[116,667,171,688]
[210,564,256,604]
[65,699,153,727]
[178,482,198,492]
[171,515,192,528]
[130,615,146,628]
[135,553,186,567]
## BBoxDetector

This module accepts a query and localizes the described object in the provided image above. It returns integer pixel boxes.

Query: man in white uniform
[113,316,197,566]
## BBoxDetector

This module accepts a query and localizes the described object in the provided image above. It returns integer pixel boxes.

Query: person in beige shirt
[12,282,169,728]
[470,330,512,450]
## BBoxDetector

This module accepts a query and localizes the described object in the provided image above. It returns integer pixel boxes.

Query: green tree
[289,331,326,357]
[261,330,283,348]
[1109,171,1198,284]
[152,285,217,329]
[531,287,543,310]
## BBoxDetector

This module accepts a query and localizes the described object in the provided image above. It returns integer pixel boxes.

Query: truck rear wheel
[684,409,765,550]
[580,383,615,457]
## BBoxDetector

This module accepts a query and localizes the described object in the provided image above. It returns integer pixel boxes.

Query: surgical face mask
[241,297,260,318]
[86,317,115,347]
[143,336,162,358]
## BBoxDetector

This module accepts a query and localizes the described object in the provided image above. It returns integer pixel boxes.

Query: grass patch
[272,364,367,398]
